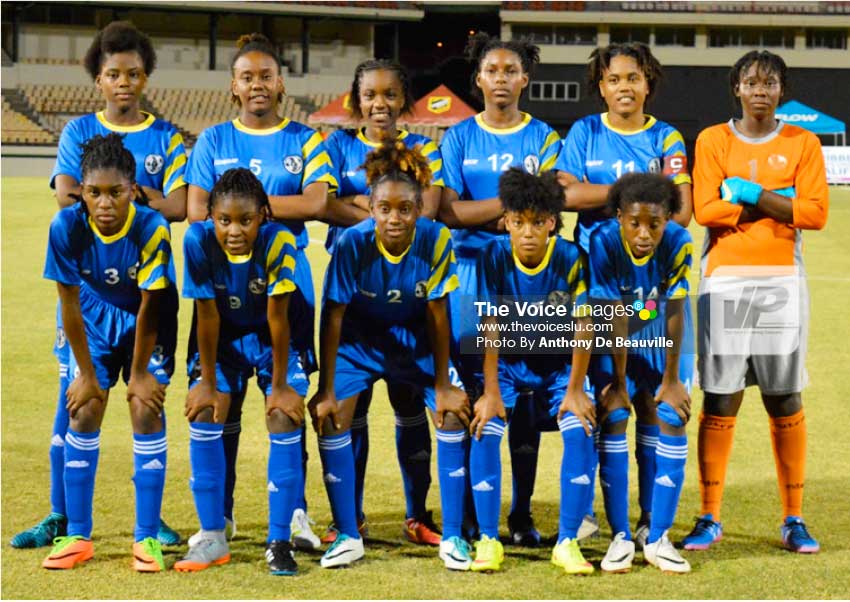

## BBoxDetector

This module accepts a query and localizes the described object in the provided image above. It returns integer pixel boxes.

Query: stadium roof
[93,1,425,20]
[400,85,476,127]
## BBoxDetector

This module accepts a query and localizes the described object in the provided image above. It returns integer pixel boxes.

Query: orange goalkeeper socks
[698,413,736,520]
[769,410,807,519]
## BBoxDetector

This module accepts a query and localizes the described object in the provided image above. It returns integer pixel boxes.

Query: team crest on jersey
[283,155,303,175]
[523,155,539,174]
[249,278,267,295]
[229,296,242,309]
[648,158,661,173]
[768,154,788,171]
[415,280,427,298]
[547,290,570,307]
[127,264,138,280]
[56,327,66,349]
[144,154,164,175]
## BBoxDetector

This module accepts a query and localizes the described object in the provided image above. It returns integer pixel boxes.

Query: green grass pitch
[2,178,849,599]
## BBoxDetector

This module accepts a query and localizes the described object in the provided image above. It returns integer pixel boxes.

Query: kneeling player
[472,168,596,574]
[308,141,470,570]
[177,169,308,576]
[589,172,694,574]
[41,134,177,572]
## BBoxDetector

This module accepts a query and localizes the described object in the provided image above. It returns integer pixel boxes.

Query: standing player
[177,168,307,575]
[184,33,353,551]
[683,50,827,554]
[555,42,693,548]
[11,20,184,550]
[308,141,471,570]
[322,59,444,546]
[439,32,561,546]
[40,134,177,572]
[471,168,595,574]
[588,173,693,574]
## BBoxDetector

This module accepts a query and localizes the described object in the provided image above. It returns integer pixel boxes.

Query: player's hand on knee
[267,384,305,425]
[185,380,218,422]
[558,388,596,436]
[127,370,166,414]
[435,385,470,430]
[469,390,505,440]
[598,382,631,425]
[655,379,691,424]
[66,373,106,418]
[308,391,339,435]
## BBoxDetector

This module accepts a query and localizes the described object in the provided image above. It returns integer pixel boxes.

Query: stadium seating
[21,84,102,116]
[1,96,56,144]
[9,84,313,146]
[3,82,443,146]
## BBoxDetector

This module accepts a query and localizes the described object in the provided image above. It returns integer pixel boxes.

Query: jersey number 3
[104,268,120,285]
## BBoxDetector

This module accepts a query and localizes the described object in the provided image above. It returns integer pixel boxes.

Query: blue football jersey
[324,127,444,254]
[325,217,458,335]
[478,235,588,370]
[588,219,692,335]
[50,111,187,196]
[440,113,561,257]
[185,118,338,249]
[182,220,297,335]
[556,113,691,250]
[44,202,176,314]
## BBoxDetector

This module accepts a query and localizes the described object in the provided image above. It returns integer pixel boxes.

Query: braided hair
[77,133,147,210]
[83,21,156,80]
[499,168,564,232]
[362,140,431,205]
[231,33,284,106]
[208,167,272,221]
[348,59,415,120]
[465,32,539,101]
[730,50,788,108]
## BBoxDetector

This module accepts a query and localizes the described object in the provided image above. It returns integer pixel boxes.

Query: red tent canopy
[401,85,476,127]
[308,92,355,126]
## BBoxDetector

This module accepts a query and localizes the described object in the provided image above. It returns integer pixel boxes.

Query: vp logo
[723,286,789,329]
[707,274,801,356]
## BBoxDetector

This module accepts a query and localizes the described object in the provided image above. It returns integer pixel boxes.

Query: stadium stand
[1,95,55,144]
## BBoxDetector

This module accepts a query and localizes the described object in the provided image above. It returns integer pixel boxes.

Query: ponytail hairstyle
[362,140,431,204]
[231,33,284,106]
[464,32,540,101]
[349,59,415,119]
[78,132,147,210]
[207,167,272,221]
[587,42,663,104]
[83,20,156,80]
[499,168,564,232]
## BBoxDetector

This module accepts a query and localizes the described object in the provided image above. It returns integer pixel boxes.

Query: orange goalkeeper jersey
[693,120,828,276]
